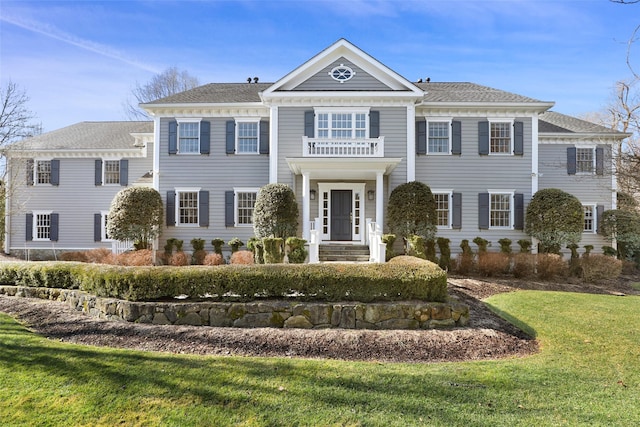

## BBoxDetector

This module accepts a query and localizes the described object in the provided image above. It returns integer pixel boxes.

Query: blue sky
[1,0,638,132]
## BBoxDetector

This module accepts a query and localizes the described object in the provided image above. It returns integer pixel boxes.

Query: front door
[330,190,352,241]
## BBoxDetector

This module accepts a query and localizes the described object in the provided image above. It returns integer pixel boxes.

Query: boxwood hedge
[0,257,447,303]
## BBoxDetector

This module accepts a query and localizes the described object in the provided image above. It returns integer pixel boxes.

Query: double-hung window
[36,160,52,184]
[428,121,450,154]
[489,192,513,229]
[583,205,595,233]
[103,160,120,185]
[237,121,259,154]
[235,189,258,226]
[576,148,595,174]
[177,190,199,226]
[316,110,368,139]
[433,192,452,228]
[34,211,52,241]
[178,121,200,154]
[102,211,113,241]
[490,121,512,154]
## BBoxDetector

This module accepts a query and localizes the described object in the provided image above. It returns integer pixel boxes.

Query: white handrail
[308,218,320,264]
[367,222,386,263]
[303,136,384,157]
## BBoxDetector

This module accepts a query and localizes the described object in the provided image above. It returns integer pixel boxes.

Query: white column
[302,172,310,240]
[531,112,539,195]
[376,171,384,230]
[269,106,279,183]
[406,104,416,182]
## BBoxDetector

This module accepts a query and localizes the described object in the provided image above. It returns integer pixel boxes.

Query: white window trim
[234,187,259,227]
[432,190,453,229]
[487,190,515,230]
[575,145,596,175]
[488,119,514,156]
[102,158,121,186]
[175,187,201,227]
[234,118,261,155]
[426,119,452,155]
[101,210,114,242]
[33,158,53,186]
[32,210,53,241]
[313,107,371,139]
[582,203,597,234]
[177,119,202,155]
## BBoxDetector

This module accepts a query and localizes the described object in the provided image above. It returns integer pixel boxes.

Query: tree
[525,188,584,254]
[386,181,437,254]
[253,184,299,239]
[107,187,163,249]
[0,80,40,153]
[123,67,200,120]
[600,209,640,261]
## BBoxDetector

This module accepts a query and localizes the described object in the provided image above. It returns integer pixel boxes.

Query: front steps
[319,244,370,262]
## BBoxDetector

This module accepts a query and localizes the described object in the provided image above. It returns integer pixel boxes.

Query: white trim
[575,146,596,175]
[313,109,371,139]
[233,187,259,227]
[32,210,53,241]
[100,210,114,242]
[33,158,53,185]
[531,113,539,195]
[234,119,261,155]
[487,190,515,230]
[174,187,201,227]
[406,104,415,181]
[582,204,597,234]
[317,182,366,243]
[488,119,514,156]
[153,116,160,190]
[426,118,453,155]
[269,106,279,183]
[176,119,202,155]
[101,158,122,186]
[432,190,453,229]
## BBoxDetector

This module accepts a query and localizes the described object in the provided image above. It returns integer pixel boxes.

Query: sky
[1,0,639,133]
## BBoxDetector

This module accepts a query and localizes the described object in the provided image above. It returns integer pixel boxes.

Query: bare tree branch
[0,81,39,148]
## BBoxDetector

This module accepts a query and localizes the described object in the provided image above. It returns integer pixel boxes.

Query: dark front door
[331,190,352,241]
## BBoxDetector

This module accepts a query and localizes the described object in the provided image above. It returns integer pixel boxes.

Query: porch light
[367,190,375,200]
[310,189,316,200]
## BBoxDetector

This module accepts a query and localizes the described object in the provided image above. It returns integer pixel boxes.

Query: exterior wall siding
[293,57,392,91]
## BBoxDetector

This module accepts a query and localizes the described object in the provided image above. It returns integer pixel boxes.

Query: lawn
[1,291,639,426]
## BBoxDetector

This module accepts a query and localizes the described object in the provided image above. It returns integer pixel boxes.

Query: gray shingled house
[5,39,627,261]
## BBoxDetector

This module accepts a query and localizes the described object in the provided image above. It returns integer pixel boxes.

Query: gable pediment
[262,39,423,98]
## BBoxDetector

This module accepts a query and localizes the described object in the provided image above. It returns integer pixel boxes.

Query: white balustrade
[303,136,384,157]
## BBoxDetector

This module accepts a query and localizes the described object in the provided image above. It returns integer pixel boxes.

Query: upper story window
[576,148,595,174]
[36,160,52,184]
[103,160,120,185]
[317,111,368,139]
[428,121,450,154]
[237,121,259,154]
[235,189,258,226]
[490,122,512,154]
[179,122,200,154]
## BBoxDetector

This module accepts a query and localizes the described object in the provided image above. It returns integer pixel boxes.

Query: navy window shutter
[416,120,426,154]
[595,147,604,175]
[168,121,178,154]
[199,190,209,227]
[226,121,235,154]
[452,192,462,229]
[225,191,235,227]
[26,159,34,186]
[369,111,380,138]
[94,213,102,241]
[120,159,128,186]
[478,193,490,229]
[451,121,462,155]
[50,159,60,186]
[304,111,315,138]
[514,121,524,155]
[95,159,102,186]
[478,121,489,155]
[596,205,605,234]
[567,147,577,175]
[514,193,524,230]
[50,213,59,241]
[26,213,33,241]
[260,120,270,154]
[200,121,210,155]
[166,191,175,226]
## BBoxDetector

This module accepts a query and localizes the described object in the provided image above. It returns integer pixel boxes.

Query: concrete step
[319,244,370,262]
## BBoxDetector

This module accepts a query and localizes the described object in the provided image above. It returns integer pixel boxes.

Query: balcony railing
[303,136,384,157]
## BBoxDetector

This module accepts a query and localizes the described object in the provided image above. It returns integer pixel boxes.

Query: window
[34,212,52,241]
[178,122,200,154]
[433,192,451,228]
[177,191,199,225]
[36,160,51,184]
[235,189,258,226]
[490,122,512,154]
[428,122,450,154]
[583,205,595,232]
[316,111,368,139]
[102,212,113,241]
[237,122,259,153]
[103,160,120,185]
[490,193,512,228]
[576,148,594,173]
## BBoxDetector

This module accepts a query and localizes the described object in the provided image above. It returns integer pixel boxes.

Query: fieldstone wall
[0,286,469,330]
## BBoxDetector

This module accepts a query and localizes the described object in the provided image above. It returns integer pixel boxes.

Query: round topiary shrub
[386,181,437,254]
[107,187,163,250]
[253,184,299,239]
[525,188,584,254]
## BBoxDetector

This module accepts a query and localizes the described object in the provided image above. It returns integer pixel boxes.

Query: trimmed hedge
[0,257,447,303]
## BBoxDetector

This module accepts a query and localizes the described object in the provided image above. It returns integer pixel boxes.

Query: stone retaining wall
[0,286,469,330]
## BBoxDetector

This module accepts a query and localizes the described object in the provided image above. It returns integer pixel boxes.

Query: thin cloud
[0,12,161,74]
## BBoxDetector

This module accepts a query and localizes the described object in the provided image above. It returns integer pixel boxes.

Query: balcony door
[330,190,352,241]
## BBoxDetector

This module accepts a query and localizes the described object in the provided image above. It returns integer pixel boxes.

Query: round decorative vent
[329,64,355,82]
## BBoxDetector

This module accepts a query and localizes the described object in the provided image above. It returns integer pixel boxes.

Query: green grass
[2,291,640,426]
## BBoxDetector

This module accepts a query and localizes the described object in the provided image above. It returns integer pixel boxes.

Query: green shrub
[583,245,594,256]
[580,254,622,283]
[498,238,512,254]
[263,237,284,264]
[473,237,489,254]
[407,235,426,259]
[600,209,640,262]
[247,237,264,264]
[228,238,244,253]
[602,246,617,257]
[286,237,308,264]
[191,238,206,265]
[381,234,396,261]
[436,237,451,271]
[517,239,532,253]
[425,239,437,263]
[460,239,473,255]
[107,187,163,250]
[386,181,437,253]
[164,238,176,256]
[455,240,474,275]
[174,239,184,252]
[211,238,225,256]
[525,188,584,254]
[0,262,84,289]
[253,184,298,239]
[567,243,581,276]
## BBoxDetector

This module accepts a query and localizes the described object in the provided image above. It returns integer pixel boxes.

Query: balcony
[302,136,384,157]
